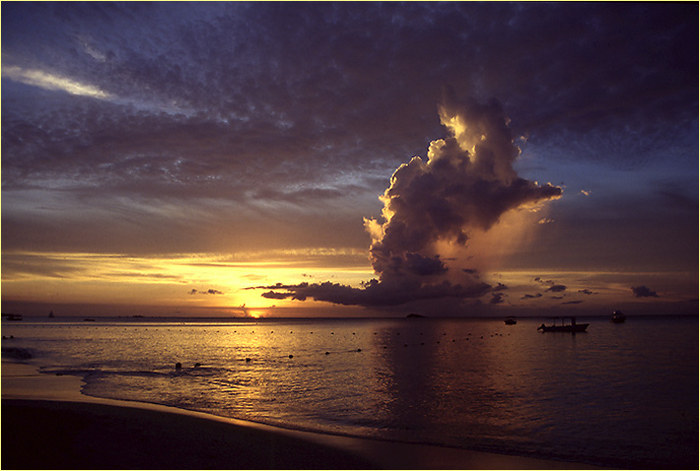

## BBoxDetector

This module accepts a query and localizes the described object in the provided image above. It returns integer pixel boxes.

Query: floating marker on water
[245,358,251,362]
[288,354,294,359]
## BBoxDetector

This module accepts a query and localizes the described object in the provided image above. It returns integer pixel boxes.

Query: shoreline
[2,361,596,469]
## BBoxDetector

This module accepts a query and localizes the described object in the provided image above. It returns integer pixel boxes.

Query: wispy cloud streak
[3,65,112,99]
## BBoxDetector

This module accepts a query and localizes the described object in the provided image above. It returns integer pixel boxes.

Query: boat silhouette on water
[611,310,626,323]
[537,317,589,333]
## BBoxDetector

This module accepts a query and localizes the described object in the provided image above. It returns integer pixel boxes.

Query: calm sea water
[2,315,697,468]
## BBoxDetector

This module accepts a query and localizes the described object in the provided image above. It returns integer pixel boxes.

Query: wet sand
[2,362,595,469]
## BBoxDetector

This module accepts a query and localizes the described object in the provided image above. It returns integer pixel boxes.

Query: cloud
[254,279,491,307]
[2,65,112,99]
[189,288,224,295]
[562,300,583,305]
[631,285,659,298]
[545,284,567,293]
[578,289,597,295]
[521,293,543,300]
[261,291,290,300]
[258,94,561,307]
[364,92,562,282]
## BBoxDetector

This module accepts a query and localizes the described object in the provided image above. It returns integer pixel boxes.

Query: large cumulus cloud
[259,94,562,307]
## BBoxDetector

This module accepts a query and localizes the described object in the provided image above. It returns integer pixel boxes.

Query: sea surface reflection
[2,316,697,468]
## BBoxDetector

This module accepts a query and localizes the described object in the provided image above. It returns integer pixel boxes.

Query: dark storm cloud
[364,93,562,286]
[546,285,567,293]
[254,279,492,307]
[631,286,660,298]
[258,93,561,307]
[521,293,543,300]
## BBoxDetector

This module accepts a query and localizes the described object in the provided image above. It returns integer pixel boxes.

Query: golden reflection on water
[8,316,695,468]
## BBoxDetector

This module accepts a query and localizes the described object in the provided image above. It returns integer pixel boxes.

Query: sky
[2,2,697,318]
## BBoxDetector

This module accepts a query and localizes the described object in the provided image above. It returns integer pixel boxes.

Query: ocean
[2,315,697,468]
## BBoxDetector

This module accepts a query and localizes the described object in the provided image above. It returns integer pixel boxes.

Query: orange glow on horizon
[1,249,374,313]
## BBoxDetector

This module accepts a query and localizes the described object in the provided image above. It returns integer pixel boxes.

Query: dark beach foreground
[2,399,375,469]
[1,362,595,469]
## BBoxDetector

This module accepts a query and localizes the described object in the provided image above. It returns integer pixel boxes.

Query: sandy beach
[2,361,595,469]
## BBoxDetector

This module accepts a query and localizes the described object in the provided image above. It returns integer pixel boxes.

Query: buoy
[245,358,251,362]
[194,362,201,368]
[175,362,182,369]
[357,348,362,352]
[325,351,330,355]
[288,354,294,358]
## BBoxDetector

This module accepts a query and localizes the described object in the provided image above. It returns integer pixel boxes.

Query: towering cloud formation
[255,94,562,308]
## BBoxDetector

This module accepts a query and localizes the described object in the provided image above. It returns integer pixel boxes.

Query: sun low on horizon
[1,2,697,319]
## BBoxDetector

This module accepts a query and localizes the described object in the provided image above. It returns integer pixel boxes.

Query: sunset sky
[2,2,697,318]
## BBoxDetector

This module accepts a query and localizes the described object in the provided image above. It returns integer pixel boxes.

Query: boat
[611,310,626,323]
[537,317,588,333]
[504,317,517,325]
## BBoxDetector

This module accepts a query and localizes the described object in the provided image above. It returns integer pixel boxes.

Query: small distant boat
[504,317,517,325]
[611,310,626,323]
[537,317,588,333]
